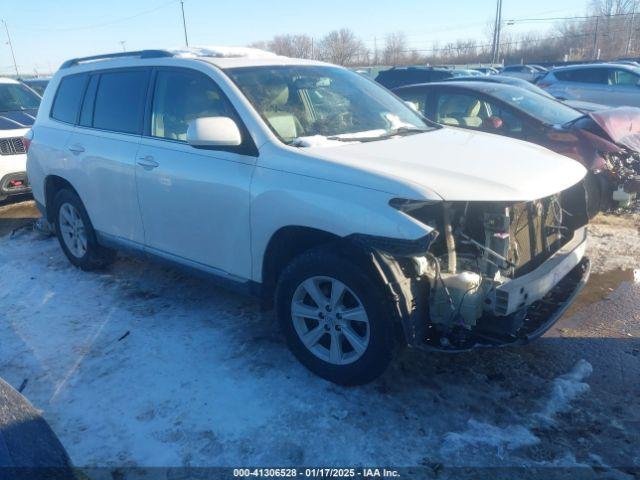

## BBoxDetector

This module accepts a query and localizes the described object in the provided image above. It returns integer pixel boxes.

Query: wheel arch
[44,175,79,222]
[260,226,342,307]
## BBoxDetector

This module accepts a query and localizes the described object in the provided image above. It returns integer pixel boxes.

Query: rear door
[68,68,149,244]
[554,68,608,103]
[134,67,256,280]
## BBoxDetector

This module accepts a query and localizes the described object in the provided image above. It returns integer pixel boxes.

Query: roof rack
[60,50,174,69]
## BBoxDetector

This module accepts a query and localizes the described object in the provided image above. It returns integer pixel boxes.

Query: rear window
[51,74,87,123]
[554,68,607,84]
[92,70,149,134]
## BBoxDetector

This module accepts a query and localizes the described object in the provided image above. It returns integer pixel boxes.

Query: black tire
[584,171,606,219]
[53,189,115,270]
[275,246,395,385]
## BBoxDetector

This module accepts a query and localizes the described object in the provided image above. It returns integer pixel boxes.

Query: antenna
[180,0,189,47]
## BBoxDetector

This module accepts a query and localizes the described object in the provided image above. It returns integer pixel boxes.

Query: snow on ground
[0,225,625,470]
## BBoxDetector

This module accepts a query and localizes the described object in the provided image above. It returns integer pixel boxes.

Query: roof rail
[60,50,174,69]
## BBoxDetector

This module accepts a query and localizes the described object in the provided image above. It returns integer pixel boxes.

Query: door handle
[68,144,85,154]
[137,155,159,169]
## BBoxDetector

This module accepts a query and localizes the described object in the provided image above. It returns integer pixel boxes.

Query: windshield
[0,82,41,112]
[489,85,581,125]
[225,65,432,145]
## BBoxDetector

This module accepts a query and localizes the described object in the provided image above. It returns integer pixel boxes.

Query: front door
[135,68,256,280]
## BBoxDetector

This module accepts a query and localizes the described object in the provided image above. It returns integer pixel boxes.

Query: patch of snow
[441,359,593,461]
[170,46,278,59]
[535,359,593,425]
[440,419,539,458]
[290,135,354,148]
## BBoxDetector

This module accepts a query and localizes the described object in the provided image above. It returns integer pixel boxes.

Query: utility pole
[2,20,19,78]
[119,40,127,52]
[491,0,503,64]
[180,0,189,47]
[626,0,638,55]
[593,15,600,60]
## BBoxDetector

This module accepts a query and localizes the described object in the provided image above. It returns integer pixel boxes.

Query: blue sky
[1,0,588,76]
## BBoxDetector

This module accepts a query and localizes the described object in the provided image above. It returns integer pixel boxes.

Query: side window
[435,92,486,128]
[51,74,88,124]
[397,90,429,115]
[435,92,523,133]
[557,68,607,84]
[151,70,234,141]
[608,68,639,86]
[93,70,149,134]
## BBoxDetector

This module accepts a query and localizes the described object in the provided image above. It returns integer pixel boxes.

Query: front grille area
[510,196,565,276]
[0,137,26,155]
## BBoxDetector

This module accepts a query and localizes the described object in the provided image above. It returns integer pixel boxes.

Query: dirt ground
[0,197,638,477]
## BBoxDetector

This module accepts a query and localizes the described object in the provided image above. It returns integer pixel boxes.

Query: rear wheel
[275,247,395,385]
[53,189,115,270]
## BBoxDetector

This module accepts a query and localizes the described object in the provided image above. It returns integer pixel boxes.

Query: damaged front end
[356,182,591,352]
[569,109,640,198]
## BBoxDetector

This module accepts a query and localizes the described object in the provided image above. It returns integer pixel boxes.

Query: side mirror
[187,117,242,148]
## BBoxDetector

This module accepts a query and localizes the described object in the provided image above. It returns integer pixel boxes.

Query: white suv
[27,47,591,385]
[1,77,40,201]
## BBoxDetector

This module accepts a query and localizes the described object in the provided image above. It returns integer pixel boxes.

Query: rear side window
[555,68,607,84]
[93,70,149,134]
[51,74,88,123]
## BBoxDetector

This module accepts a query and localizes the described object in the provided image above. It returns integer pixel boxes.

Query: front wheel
[275,247,395,385]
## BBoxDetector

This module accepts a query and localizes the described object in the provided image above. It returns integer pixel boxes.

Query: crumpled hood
[0,109,37,130]
[305,127,587,202]
[589,107,640,152]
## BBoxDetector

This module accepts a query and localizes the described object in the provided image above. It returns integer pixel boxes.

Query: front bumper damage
[354,204,590,352]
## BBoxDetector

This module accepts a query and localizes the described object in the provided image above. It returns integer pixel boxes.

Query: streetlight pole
[180,0,189,47]
[2,20,20,78]
[626,0,638,55]
[593,15,600,60]
[491,0,503,64]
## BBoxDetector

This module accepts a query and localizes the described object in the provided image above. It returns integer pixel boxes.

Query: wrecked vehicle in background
[28,47,590,385]
[394,81,640,216]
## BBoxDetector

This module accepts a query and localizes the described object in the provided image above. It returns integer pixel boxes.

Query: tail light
[23,129,33,153]
[537,82,552,89]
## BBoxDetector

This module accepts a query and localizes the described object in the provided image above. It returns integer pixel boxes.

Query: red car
[393,81,640,216]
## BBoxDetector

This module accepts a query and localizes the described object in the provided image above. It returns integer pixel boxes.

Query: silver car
[538,63,640,107]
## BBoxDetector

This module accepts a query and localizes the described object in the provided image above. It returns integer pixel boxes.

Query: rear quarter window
[92,70,149,134]
[51,74,88,124]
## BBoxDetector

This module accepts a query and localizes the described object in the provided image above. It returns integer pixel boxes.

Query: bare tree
[318,29,365,65]
[382,32,408,65]
[268,34,316,58]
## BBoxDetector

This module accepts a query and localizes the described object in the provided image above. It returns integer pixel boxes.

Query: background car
[393,81,640,216]
[375,66,473,88]
[500,64,545,83]
[474,66,500,75]
[0,77,40,202]
[21,78,50,96]
[537,63,640,107]
[444,75,607,112]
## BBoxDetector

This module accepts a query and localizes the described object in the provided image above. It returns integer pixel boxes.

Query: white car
[500,65,544,83]
[0,77,40,201]
[27,47,590,385]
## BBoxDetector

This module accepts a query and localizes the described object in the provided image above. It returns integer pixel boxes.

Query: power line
[12,0,177,33]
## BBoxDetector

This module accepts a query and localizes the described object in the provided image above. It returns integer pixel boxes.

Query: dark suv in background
[375,67,460,89]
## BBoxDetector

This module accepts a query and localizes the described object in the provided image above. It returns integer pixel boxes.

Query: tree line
[249,0,640,66]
